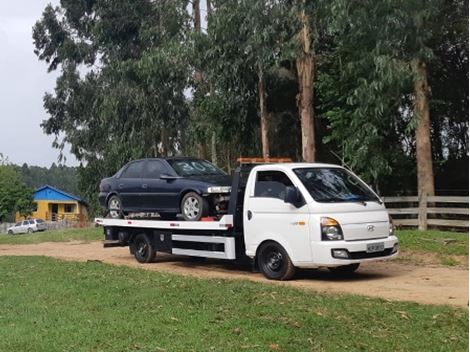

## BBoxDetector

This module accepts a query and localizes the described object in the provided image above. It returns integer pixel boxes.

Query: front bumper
[296,235,399,268]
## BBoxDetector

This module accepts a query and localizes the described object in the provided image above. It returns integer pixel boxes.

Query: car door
[21,220,30,234]
[12,222,22,234]
[243,170,312,263]
[141,160,176,211]
[117,160,145,210]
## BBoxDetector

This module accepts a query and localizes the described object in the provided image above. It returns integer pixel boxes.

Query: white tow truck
[96,159,399,280]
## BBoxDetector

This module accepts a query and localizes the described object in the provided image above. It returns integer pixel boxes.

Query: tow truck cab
[242,163,399,275]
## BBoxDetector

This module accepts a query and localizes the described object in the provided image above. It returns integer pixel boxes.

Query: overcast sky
[0,0,79,167]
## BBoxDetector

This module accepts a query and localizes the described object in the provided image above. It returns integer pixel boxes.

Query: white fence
[384,195,469,231]
[0,223,15,234]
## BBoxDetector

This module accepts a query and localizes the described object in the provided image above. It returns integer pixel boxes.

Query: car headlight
[321,217,343,241]
[207,186,231,193]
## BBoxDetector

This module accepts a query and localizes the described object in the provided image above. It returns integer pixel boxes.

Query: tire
[7,230,13,235]
[181,192,208,221]
[131,233,156,263]
[257,241,296,281]
[328,263,360,275]
[27,228,33,234]
[107,195,123,219]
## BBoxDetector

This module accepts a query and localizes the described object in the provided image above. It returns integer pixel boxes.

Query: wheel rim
[109,198,121,218]
[183,196,200,220]
[264,247,284,273]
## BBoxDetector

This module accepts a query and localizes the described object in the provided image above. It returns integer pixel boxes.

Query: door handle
[142,184,148,189]
[118,183,124,189]
[247,210,252,220]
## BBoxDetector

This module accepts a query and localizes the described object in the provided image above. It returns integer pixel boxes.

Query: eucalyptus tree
[199,0,292,159]
[323,0,467,196]
[33,0,191,205]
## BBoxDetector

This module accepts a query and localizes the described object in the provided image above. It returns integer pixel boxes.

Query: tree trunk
[160,128,169,157]
[258,65,270,158]
[413,58,435,198]
[296,6,316,162]
[211,131,217,165]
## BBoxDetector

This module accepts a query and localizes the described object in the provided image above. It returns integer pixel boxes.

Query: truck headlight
[321,217,343,241]
[207,186,231,193]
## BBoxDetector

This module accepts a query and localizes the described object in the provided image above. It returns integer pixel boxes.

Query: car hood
[185,174,232,187]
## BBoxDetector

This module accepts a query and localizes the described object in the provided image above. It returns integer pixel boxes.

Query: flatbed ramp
[95,215,237,260]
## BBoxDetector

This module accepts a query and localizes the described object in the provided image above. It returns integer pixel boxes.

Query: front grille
[348,248,394,259]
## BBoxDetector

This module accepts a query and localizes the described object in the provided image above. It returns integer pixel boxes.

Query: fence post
[418,193,428,231]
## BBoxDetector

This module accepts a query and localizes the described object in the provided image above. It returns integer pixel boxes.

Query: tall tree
[296,0,316,162]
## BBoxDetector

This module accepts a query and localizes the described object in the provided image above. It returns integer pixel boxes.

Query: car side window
[121,161,144,178]
[254,171,294,200]
[15,222,21,226]
[22,220,29,226]
[29,220,35,224]
[144,160,166,179]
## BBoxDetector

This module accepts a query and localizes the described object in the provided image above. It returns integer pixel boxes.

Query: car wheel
[181,192,208,221]
[107,195,123,219]
[27,228,33,234]
[328,263,360,275]
[131,233,156,263]
[257,241,296,281]
[7,230,13,235]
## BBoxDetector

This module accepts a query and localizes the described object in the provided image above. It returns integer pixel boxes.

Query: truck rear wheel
[257,242,296,281]
[132,233,156,263]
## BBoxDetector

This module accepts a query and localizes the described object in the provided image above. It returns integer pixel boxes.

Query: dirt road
[0,241,467,308]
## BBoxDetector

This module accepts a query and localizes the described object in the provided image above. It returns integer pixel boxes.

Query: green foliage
[0,166,34,221]
[14,163,80,198]
[33,0,468,197]
[0,256,467,351]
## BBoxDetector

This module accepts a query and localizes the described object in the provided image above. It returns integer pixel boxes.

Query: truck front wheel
[257,242,296,281]
[132,233,156,263]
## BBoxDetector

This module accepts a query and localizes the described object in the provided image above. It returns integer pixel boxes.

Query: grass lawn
[396,230,468,266]
[0,256,467,352]
[0,227,102,245]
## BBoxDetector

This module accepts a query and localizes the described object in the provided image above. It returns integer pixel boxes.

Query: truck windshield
[293,168,380,203]
[168,159,227,177]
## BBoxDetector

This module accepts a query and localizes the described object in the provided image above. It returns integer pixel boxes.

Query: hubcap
[183,197,200,219]
[266,250,283,271]
[137,242,147,257]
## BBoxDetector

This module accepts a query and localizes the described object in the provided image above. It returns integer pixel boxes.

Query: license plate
[366,242,384,253]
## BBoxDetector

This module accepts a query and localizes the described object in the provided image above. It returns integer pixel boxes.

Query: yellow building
[16,185,88,222]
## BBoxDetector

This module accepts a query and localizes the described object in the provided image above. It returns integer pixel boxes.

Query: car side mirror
[284,186,303,208]
[160,174,178,180]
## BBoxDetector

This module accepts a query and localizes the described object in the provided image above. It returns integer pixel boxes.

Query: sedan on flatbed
[99,158,232,221]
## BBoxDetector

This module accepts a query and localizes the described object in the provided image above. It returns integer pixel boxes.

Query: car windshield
[293,167,380,203]
[167,159,227,177]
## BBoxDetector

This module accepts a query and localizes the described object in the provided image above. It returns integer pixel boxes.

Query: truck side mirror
[284,186,303,208]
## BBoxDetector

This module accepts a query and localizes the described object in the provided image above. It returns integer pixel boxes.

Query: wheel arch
[254,238,295,263]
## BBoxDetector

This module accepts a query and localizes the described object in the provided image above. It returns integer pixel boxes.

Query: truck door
[244,170,312,263]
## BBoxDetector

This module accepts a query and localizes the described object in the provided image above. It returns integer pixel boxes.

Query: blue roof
[34,185,82,202]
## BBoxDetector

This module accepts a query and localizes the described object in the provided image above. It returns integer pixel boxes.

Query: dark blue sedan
[99,158,232,221]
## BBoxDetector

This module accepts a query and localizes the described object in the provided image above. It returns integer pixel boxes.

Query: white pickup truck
[96,161,398,280]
